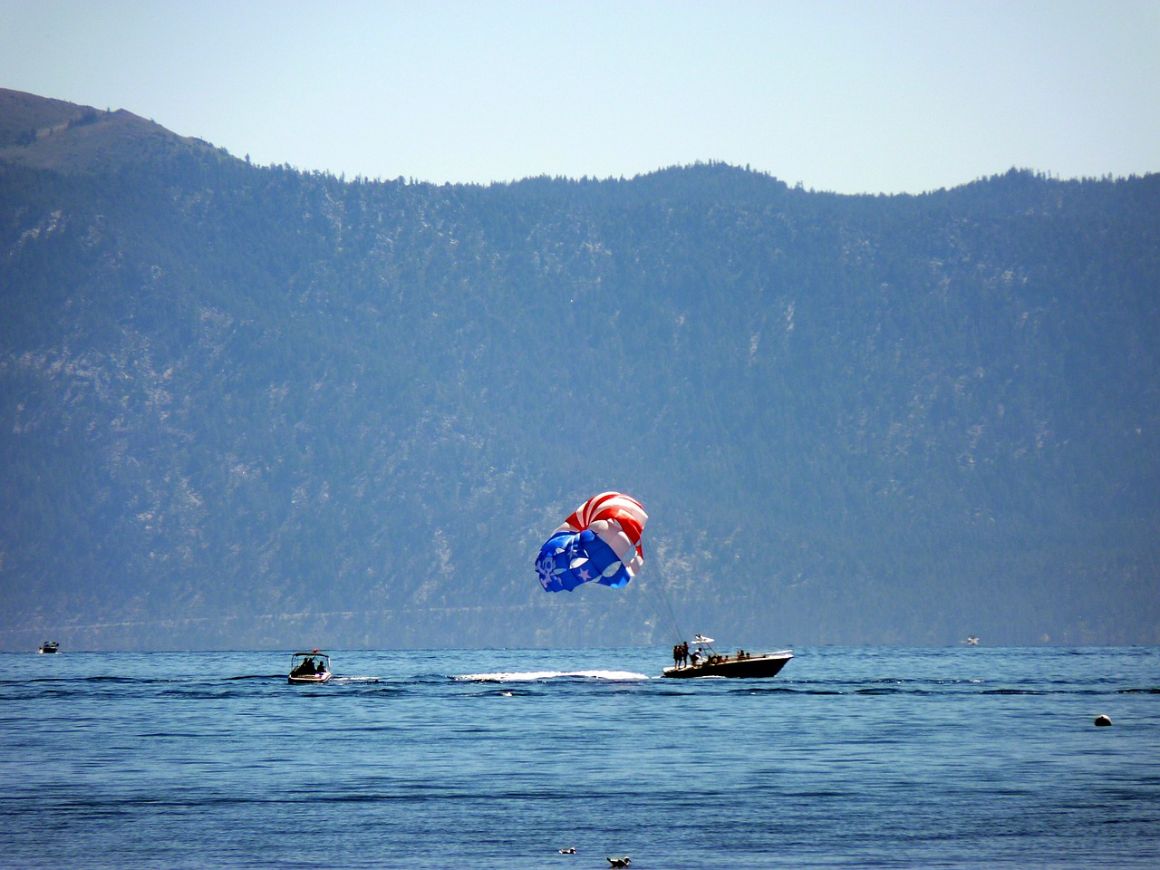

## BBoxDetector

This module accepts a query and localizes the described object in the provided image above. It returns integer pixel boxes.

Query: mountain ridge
[2,90,1158,650]
[0,87,228,174]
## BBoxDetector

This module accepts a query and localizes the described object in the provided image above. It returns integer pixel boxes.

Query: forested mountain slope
[2,89,1158,650]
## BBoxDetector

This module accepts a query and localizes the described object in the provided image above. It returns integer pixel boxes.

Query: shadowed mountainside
[2,89,1158,650]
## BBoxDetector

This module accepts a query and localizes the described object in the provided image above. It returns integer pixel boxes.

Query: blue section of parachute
[535,529,632,592]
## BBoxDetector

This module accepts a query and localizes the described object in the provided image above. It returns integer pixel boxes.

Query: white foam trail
[454,669,649,683]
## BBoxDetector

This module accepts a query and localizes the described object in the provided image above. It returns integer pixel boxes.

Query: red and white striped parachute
[535,492,648,592]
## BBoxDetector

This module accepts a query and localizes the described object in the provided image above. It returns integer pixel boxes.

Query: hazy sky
[2,0,1157,193]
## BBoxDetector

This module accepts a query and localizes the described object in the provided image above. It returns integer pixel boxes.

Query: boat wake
[454,669,649,683]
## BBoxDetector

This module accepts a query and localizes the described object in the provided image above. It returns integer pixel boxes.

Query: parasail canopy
[535,492,648,592]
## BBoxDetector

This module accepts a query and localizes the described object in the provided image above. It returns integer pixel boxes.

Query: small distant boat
[965,635,980,646]
[38,641,60,654]
[288,650,331,684]
[662,643,793,679]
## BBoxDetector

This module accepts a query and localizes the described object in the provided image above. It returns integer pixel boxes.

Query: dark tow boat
[662,648,793,679]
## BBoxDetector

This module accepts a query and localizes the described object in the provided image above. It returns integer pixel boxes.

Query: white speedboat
[288,650,332,684]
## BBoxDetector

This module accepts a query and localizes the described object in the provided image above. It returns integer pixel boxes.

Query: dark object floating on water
[38,641,60,654]
[663,642,793,679]
[288,649,332,684]
[558,846,576,854]
[606,858,631,868]
[1094,714,1112,727]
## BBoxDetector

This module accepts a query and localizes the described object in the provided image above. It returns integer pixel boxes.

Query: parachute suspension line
[648,573,686,645]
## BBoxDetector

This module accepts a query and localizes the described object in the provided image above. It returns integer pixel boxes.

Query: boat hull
[662,651,792,679]
[287,672,332,684]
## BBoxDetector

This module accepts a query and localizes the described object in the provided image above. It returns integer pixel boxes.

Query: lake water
[1,646,1157,868]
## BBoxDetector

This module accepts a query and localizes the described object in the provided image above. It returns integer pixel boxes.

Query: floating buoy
[1094,714,1112,727]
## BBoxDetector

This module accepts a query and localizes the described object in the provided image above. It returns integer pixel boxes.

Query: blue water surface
[0,646,1156,868]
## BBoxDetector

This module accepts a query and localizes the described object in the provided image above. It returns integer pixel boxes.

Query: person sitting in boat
[312,657,326,674]
[689,648,701,667]
[292,658,315,677]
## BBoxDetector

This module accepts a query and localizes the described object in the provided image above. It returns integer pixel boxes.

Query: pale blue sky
[2,0,1157,192]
